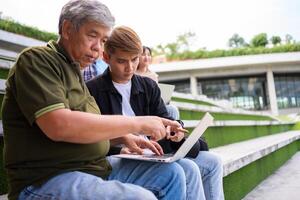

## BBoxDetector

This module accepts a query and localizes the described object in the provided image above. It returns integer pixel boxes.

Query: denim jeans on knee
[107,156,187,200]
[192,151,224,200]
[176,158,206,200]
[18,171,157,200]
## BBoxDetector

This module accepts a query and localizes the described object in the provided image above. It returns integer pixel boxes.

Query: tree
[270,36,281,46]
[176,31,196,52]
[152,44,166,56]
[251,33,268,47]
[153,32,196,58]
[285,34,293,44]
[228,33,246,48]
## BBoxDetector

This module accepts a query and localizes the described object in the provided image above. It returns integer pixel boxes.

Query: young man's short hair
[104,26,142,56]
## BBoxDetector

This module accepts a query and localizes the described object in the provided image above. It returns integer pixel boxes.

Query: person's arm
[36,108,180,144]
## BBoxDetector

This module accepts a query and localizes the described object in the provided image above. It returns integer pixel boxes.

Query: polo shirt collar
[47,40,78,66]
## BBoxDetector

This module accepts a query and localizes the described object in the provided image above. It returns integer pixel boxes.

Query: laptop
[158,83,175,104]
[113,112,214,163]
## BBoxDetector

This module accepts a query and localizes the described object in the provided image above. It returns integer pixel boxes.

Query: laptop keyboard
[142,153,173,159]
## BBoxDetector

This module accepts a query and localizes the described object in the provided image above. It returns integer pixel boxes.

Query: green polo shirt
[2,41,111,200]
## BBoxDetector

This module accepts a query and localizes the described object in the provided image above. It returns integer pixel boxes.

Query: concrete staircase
[171,93,300,200]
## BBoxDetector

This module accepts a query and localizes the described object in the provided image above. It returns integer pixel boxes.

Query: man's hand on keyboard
[121,134,164,155]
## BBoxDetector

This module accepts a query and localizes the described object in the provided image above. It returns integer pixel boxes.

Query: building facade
[151,52,300,115]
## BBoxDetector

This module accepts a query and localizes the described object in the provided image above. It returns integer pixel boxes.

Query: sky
[1,0,300,50]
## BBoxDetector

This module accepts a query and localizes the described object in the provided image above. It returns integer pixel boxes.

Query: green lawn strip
[0,68,9,79]
[223,141,300,200]
[292,121,300,130]
[186,124,293,148]
[171,97,216,106]
[180,110,273,121]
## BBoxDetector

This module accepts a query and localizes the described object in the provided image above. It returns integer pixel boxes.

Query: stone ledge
[171,101,275,120]
[0,49,17,61]
[182,119,295,128]
[0,59,13,70]
[172,92,274,117]
[0,194,7,200]
[0,30,45,52]
[211,131,300,177]
[0,79,5,94]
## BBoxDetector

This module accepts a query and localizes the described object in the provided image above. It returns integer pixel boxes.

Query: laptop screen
[158,83,175,104]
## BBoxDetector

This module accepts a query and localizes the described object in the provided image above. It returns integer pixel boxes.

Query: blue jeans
[165,104,180,120]
[18,157,203,200]
[191,151,224,200]
[18,171,156,200]
[108,156,203,200]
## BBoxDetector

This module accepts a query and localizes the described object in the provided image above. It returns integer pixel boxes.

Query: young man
[2,0,199,199]
[87,26,225,200]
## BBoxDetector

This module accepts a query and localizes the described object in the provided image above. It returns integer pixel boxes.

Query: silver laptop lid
[158,83,175,104]
[173,112,214,160]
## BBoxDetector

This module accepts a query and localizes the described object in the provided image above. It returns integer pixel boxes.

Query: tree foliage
[251,33,268,47]
[154,32,196,59]
[285,34,293,44]
[228,33,246,48]
[270,36,282,46]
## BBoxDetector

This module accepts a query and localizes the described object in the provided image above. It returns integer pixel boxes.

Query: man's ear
[61,20,73,40]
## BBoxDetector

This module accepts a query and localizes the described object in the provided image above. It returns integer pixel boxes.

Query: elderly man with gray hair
[2,0,194,200]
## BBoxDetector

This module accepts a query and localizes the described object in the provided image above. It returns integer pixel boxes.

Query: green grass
[0,68,9,79]
[0,18,58,42]
[292,122,300,130]
[223,141,300,200]
[164,43,300,61]
[171,97,216,106]
[180,110,274,121]
[201,124,293,148]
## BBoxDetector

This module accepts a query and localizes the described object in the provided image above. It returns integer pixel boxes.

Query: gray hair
[58,0,115,34]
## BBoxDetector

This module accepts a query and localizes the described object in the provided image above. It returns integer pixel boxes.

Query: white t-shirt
[112,80,135,117]
[113,80,148,141]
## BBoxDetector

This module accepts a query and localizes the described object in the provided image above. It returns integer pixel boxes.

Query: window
[274,73,300,109]
[198,75,268,110]
[161,79,191,94]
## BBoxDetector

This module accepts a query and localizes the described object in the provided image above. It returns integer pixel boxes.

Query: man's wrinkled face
[63,20,111,68]
[104,49,140,84]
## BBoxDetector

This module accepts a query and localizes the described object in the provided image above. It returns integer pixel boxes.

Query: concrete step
[210,130,300,176]
[0,194,7,200]
[182,119,293,128]
[243,152,300,200]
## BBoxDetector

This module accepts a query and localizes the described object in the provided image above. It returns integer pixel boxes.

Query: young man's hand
[120,134,164,155]
[136,116,181,141]
[165,122,188,142]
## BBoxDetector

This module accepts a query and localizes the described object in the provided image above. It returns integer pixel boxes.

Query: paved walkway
[243,152,300,200]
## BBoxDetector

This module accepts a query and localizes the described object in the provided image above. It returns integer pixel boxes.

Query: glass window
[198,75,268,110]
[274,73,300,109]
[161,79,191,94]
